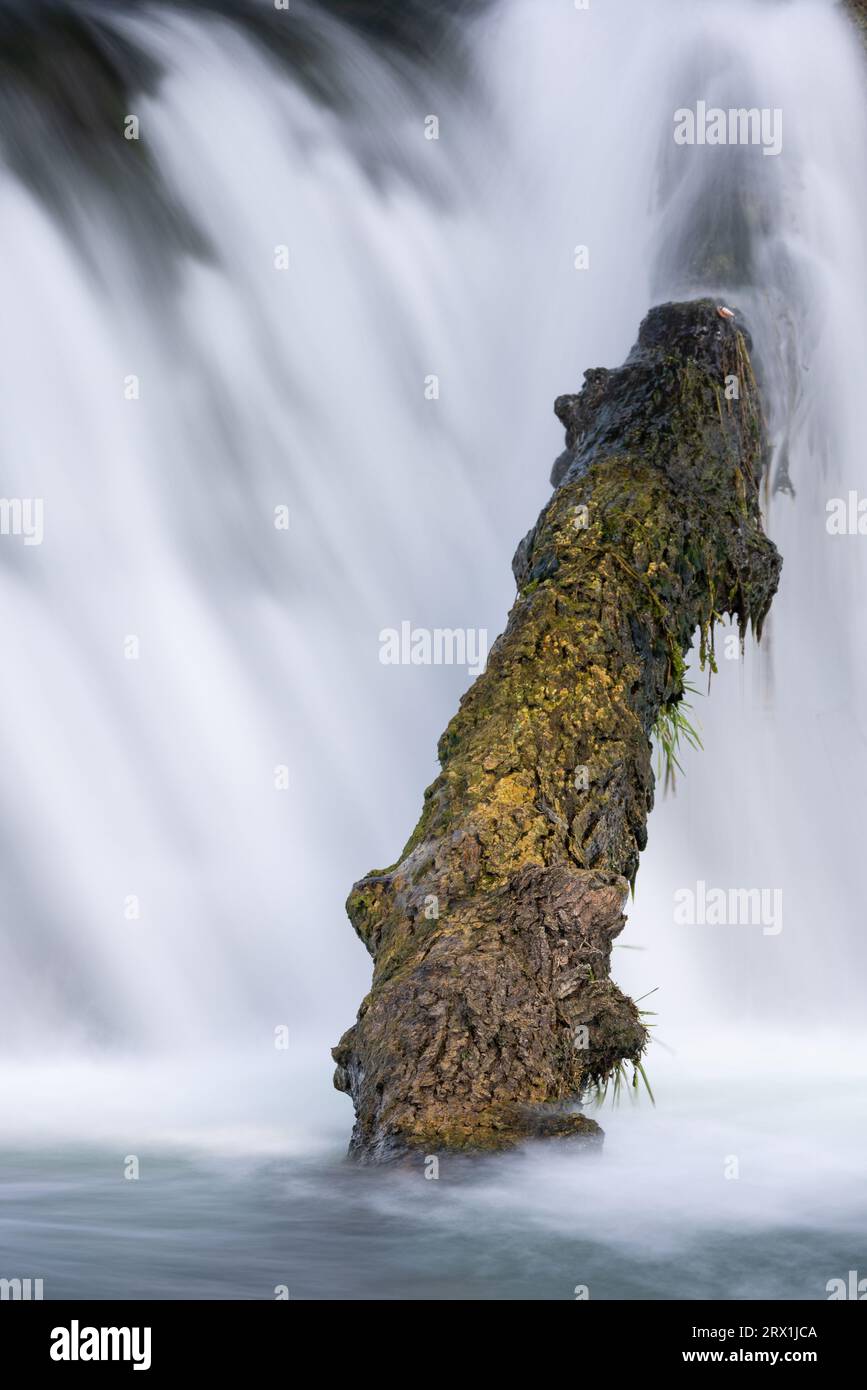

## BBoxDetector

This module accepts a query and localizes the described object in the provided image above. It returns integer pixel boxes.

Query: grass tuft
[652,680,703,793]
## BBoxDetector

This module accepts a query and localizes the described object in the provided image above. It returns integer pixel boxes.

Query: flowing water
[0,0,865,1299]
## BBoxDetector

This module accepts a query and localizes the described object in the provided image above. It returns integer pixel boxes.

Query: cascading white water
[0,0,865,1157]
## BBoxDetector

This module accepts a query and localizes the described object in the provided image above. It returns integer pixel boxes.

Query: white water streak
[0,0,864,1136]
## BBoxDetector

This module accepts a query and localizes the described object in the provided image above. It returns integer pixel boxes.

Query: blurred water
[2,1052,865,1299]
[0,0,865,1298]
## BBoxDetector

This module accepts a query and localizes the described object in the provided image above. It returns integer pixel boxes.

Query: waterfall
[0,0,865,1144]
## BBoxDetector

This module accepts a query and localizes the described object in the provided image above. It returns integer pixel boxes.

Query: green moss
[335,301,781,1159]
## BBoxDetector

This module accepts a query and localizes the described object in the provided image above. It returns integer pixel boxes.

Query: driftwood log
[333,298,781,1162]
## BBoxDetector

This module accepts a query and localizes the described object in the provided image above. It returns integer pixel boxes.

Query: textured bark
[333,298,782,1162]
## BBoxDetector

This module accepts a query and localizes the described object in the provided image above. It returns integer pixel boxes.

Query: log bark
[333,298,782,1162]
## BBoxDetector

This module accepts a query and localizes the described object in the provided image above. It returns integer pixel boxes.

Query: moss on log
[333,299,782,1163]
